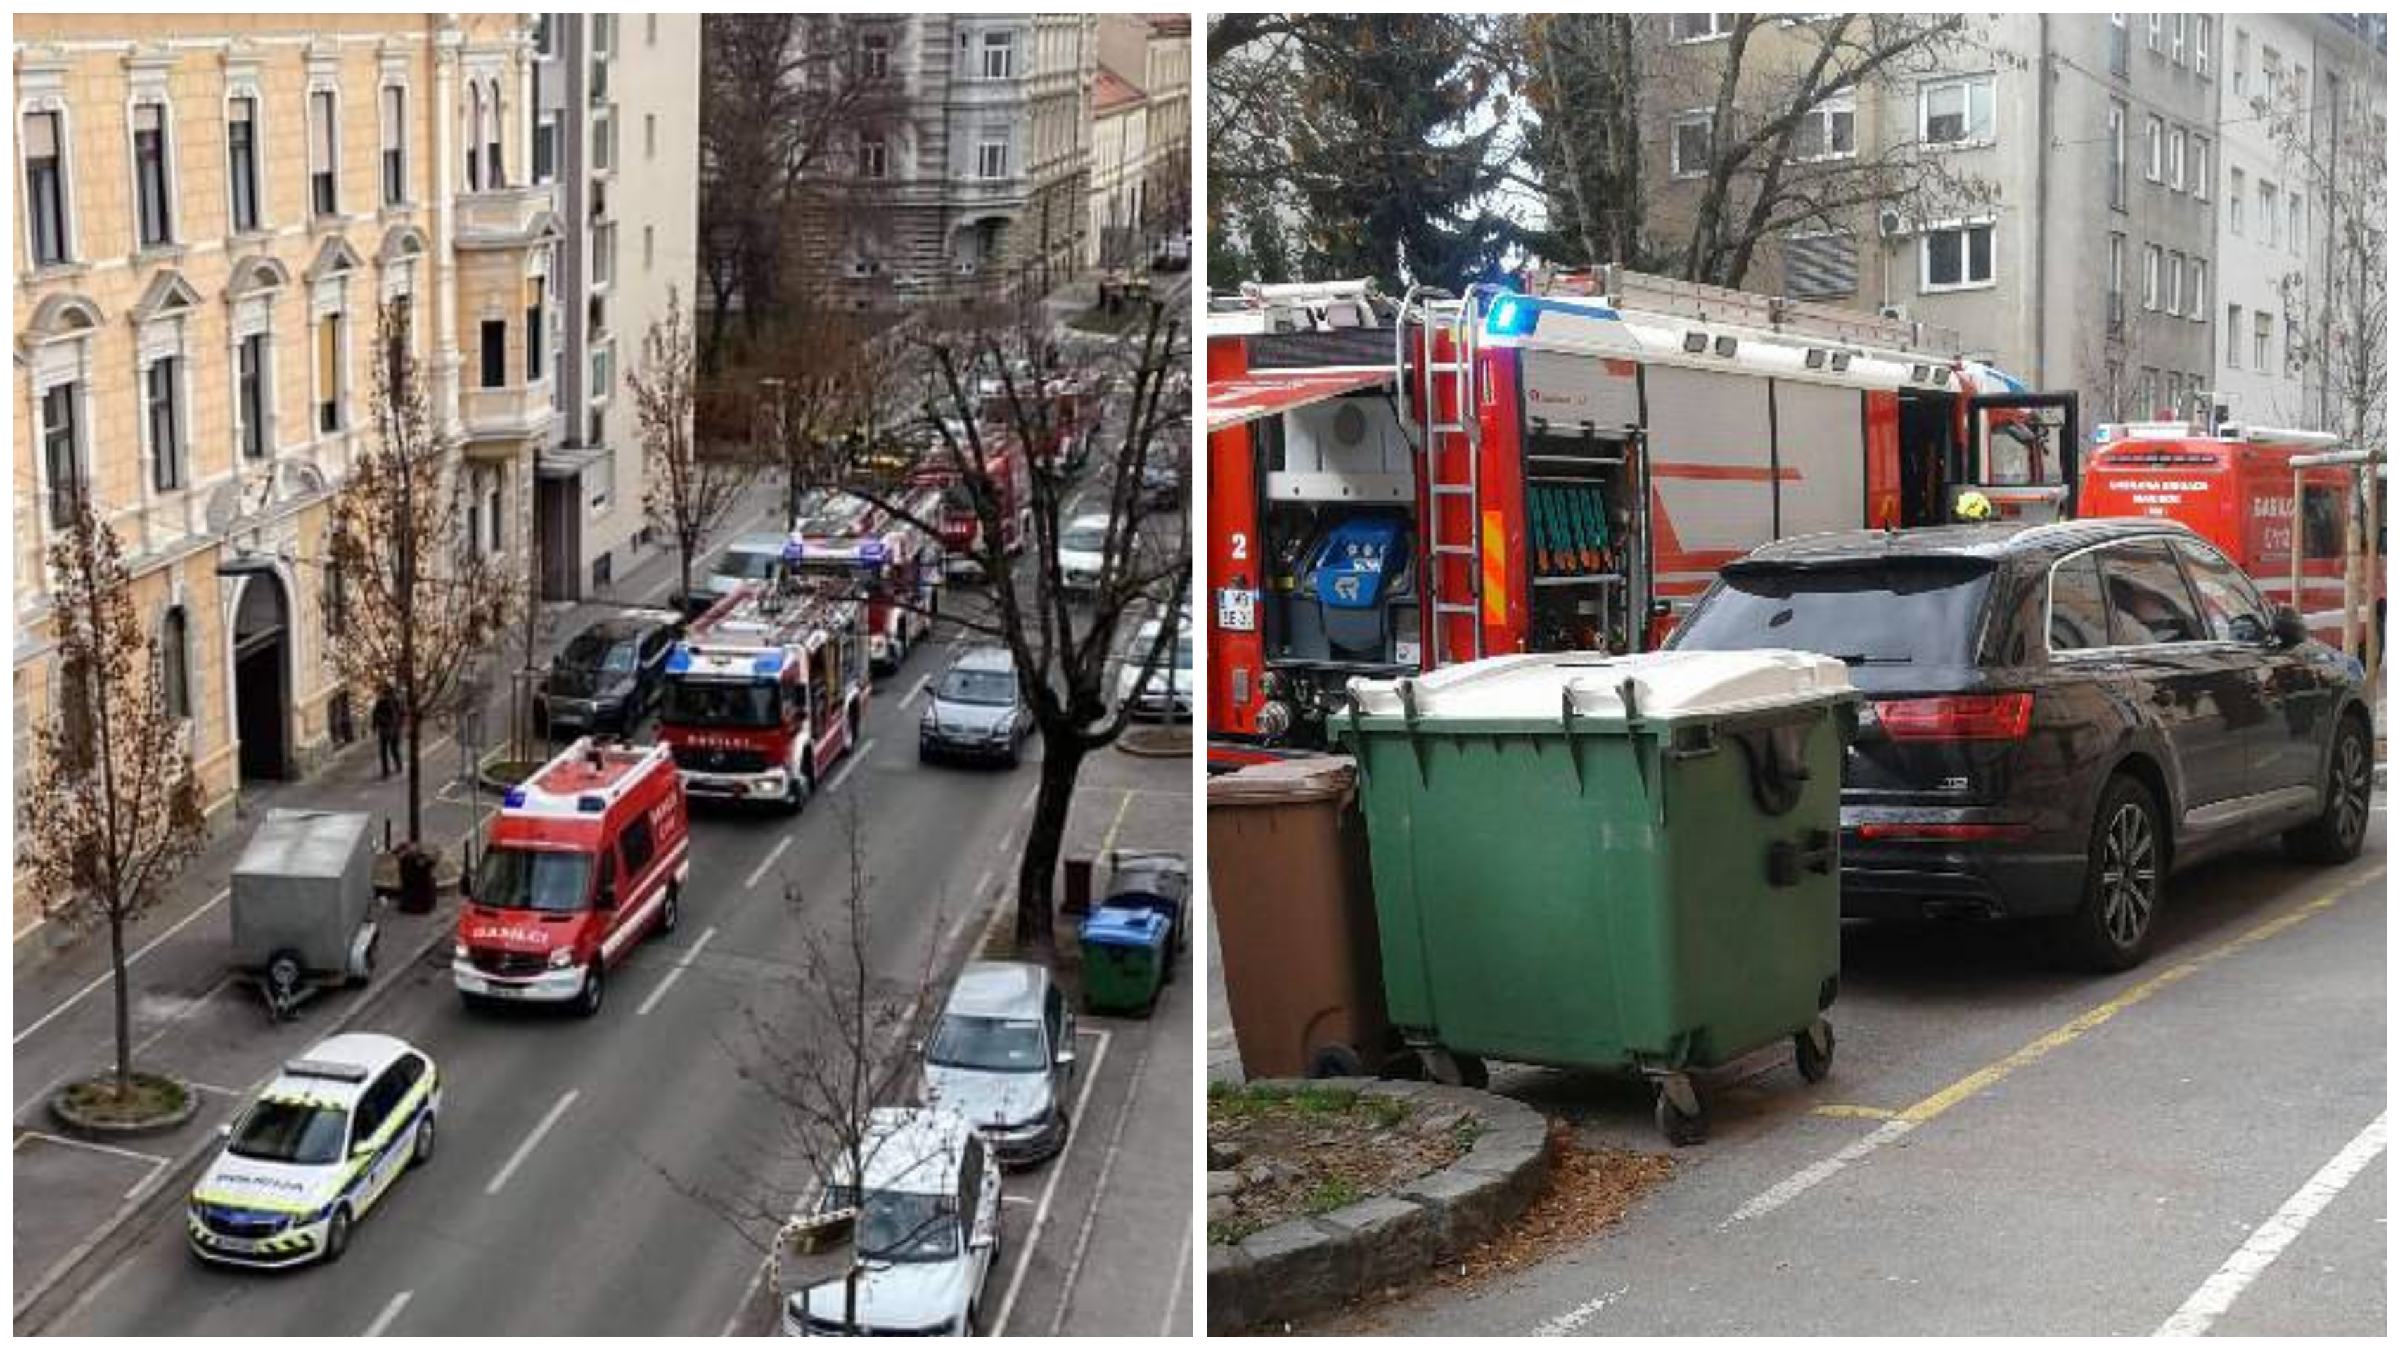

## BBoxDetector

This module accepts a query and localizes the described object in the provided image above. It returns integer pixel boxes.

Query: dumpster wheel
[1418,1047,1488,1090]
[1794,1017,1835,1084]
[1652,1073,1707,1147]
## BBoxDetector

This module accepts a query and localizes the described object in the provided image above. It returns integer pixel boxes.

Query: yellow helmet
[1953,490,1995,522]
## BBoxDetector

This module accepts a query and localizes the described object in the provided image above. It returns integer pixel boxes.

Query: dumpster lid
[234,809,374,881]
[1080,905,1168,947]
[1347,650,1852,724]
[1204,755,1357,805]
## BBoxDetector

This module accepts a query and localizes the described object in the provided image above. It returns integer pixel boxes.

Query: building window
[860,135,888,180]
[2287,191,2302,255]
[2144,116,2162,181]
[1670,14,1736,43]
[147,357,184,492]
[2141,242,2160,309]
[644,113,656,161]
[1920,221,1994,292]
[2164,252,2182,317]
[2227,304,2243,367]
[238,333,269,459]
[535,14,554,58]
[862,31,891,80]
[2191,137,2209,200]
[534,112,558,183]
[2146,14,2161,52]
[1671,111,1713,178]
[643,224,654,271]
[2106,100,2127,210]
[977,139,1009,180]
[132,102,174,248]
[2170,13,2186,66]
[2229,167,2244,232]
[484,80,504,188]
[25,110,68,266]
[310,90,338,217]
[2168,126,2184,191]
[2188,260,2206,319]
[2253,312,2271,371]
[161,607,191,721]
[1921,75,1994,147]
[2196,16,2213,78]
[228,97,261,233]
[593,111,614,172]
[979,30,1016,80]
[1791,88,1854,162]
[526,277,545,383]
[2259,179,2277,247]
[2106,233,2125,332]
[382,85,406,207]
[481,320,507,388]
[318,312,345,433]
[42,383,82,526]
[2233,29,2249,97]
[646,14,657,46]
[2106,13,2129,77]
[591,342,613,401]
[465,86,482,191]
[593,222,616,287]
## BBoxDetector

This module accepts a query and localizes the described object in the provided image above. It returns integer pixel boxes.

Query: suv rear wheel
[2061,775,2164,972]
[2285,713,2372,864]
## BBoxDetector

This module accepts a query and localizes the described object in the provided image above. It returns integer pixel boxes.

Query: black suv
[535,611,683,738]
[1671,520,2372,970]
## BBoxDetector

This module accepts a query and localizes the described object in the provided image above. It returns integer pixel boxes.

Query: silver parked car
[921,962,1076,1168]
[919,646,1034,767]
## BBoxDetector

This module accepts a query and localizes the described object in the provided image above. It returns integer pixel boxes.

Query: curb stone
[1205,1078,1551,1332]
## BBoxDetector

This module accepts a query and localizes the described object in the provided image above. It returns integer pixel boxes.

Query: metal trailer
[228,809,380,1021]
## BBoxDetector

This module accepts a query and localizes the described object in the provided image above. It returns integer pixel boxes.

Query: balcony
[455,183,560,252]
[460,380,558,457]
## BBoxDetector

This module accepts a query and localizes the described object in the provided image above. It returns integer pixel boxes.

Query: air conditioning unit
[1876,207,1906,239]
[1879,304,1911,322]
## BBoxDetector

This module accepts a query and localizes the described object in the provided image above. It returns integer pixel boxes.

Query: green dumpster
[1339,649,1856,1144]
[1080,905,1170,1014]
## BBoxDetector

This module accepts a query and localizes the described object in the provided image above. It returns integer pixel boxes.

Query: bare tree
[635,287,755,606]
[753,297,877,530]
[17,498,207,1106]
[852,299,1191,951]
[326,300,518,847]
[1520,14,1646,269]
[2265,70,2386,456]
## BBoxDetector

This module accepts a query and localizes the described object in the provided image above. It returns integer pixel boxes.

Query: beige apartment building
[13,14,557,893]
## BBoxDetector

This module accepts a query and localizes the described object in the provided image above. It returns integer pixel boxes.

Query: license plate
[1216,587,1257,633]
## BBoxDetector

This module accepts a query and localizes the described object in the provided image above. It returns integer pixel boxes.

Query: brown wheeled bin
[1205,756,1394,1078]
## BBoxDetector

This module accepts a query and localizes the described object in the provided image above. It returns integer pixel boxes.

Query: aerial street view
[12,12,1194,1336]
[1204,12,2385,1337]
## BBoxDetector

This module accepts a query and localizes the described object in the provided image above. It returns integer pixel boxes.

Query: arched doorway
[231,571,290,780]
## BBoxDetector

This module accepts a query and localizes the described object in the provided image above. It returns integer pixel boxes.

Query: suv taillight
[1876,692,2033,741]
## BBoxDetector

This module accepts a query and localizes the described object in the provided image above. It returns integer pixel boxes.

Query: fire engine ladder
[1396,284,1487,667]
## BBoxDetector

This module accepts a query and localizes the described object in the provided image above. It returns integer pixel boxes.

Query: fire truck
[790,487,947,674]
[2081,419,2383,650]
[1206,267,2078,758]
[981,369,1105,476]
[658,576,871,812]
[910,433,1033,577]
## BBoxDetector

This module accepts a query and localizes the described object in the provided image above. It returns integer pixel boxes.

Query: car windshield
[715,549,780,581]
[227,1099,350,1166]
[474,846,593,914]
[823,1184,959,1263]
[1673,562,1993,669]
[1061,522,1109,553]
[662,679,782,728]
[561,633,639,674]
[938,668,1016,707]
[926,1014,1047,1072]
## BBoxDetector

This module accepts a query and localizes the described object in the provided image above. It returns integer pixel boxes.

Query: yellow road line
[1895,865,2383,1126]
[1811,1104,1900,1120]
[1096,788,1137,858]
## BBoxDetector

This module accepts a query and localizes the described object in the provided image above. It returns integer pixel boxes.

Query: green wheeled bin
[1339,649,1856,1145]
[1080,905,1170,1014]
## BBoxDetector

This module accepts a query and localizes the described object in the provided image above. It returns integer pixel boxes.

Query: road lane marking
[1811,1104,1900,1121]
[743,838,792,891]
[2155,1112,2387,1336]
[992,1029,1112,1336]
[1096,789,1136,860]
[1160,1218,1193,1336]
[1727,865,2385,1227]
[486,1089,579,1196]
[637,926,720,1017]
[902,673,932,707]
[1048,1021,1157,1333]
[1529,1284,1632,1337]
[824,739,874,795]
[15,887,231,1044]
[364,1290,414,1337]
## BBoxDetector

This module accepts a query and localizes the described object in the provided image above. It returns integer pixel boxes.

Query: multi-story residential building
[1088,13,1190,271]
[1087,65,1147,270]
[816,14,1096,311]
[1140,14,1191,244]
[13,15,554,858]
[528,13,698,600]
[2214,13,2385,431]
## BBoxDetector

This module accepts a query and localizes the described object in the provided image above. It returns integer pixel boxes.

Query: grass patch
[1209,1081,1361,1121]
[60,1072,188,1125]
[1452,1117,1487,1150]
[1303,1176,1366,1215]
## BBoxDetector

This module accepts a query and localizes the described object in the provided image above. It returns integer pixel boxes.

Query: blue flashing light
[753,651,785,676]
[577,795,605,813]
[782,537,808,563]
[857,538,889,567]
[1485,295,1537,337]
[665,644,693,675]
[503,787,528,809]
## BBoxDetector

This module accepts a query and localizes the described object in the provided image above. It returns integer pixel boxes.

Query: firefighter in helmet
[1952,490,1995,523]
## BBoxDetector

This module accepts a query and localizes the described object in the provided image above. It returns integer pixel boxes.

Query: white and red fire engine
[910,434,1034,577]
[659,577,872,811]
[791,487,946,674]
[1206,267,2079,760]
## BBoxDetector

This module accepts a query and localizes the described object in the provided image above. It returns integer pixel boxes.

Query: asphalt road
[1212,809,2386,1337]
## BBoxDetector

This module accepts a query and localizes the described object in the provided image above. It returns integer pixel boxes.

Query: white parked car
[704,533,791,598]
[1057,514,1112,597]
[922,962,1076,1167]
[782,1108,1002,1336]
[187,1034,439,1268]
[1116,616,1194,720]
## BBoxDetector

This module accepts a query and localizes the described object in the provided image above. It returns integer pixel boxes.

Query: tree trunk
[110,910,131,1094]
[406,707,424,846]
[1012,737,1083,951]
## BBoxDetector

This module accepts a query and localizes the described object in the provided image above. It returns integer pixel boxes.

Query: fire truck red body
[658,578,871,811]
[792,487,947,674]
[1206,269,2078,760]
[979,369,1105,475]
[2081,421,2379,647]
[911,437,1033,576]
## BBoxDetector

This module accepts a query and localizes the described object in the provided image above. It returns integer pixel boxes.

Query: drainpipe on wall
[2031,14,2049,388]
[434,17,462,444]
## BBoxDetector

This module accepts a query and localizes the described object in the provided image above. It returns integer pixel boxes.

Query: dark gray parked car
[536,611,682,737]
[919,646,1034,767]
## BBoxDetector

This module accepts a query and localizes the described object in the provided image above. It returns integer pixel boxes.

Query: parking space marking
[15,886,231,1044]
[15,1128,168,1169]
[743,838,792,892]
[991,1028,1113,1337]
[1728,865,2384,1227]
[1095,790,1136,860]
[1160,1219,1194,1336]
[486,1089,578,1197]
[824,740,874,796]
[1529,1283,1632,1337]
[2156,1112,2387,1336]
[363,1289,414,1337]
[1047,1021,1156,1333]
[637,926,719,1017]
[902,673,932,707]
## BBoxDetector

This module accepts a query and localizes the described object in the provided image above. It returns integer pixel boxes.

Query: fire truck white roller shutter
[1272,396,1413,501]
[1771,380,1867,539]
[1644,364,1774,572]
[1522,349,1641,434]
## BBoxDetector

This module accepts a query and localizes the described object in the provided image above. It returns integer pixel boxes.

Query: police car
[187,1034,439,1267]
